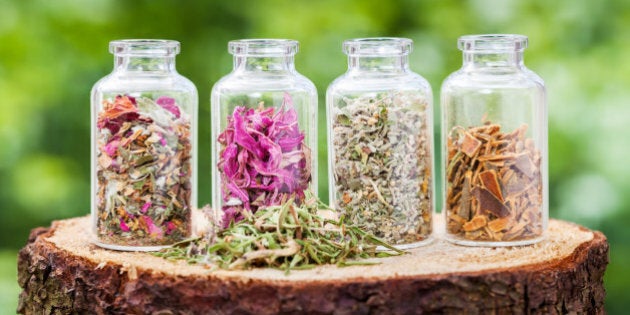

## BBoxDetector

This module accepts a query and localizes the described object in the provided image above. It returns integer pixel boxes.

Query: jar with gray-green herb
[326,38,434,248]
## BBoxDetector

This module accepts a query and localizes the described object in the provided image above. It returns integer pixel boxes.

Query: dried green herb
[155,191,404,272]
[96,95,192,248]
[331,91,432,245]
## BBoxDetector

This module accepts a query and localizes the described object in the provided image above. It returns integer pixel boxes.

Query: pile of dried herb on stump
[156,191,403,272]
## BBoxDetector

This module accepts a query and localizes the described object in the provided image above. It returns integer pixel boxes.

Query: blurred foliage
[0,252,19,312]
[1,0,629,313]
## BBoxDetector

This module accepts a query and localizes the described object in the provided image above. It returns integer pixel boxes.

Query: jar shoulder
[327,71,431,94]
[212,71,316,94]
[92,72,197,94]
[441,67,545,90]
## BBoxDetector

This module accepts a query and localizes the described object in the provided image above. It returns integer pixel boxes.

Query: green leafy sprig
[154,191,405,273]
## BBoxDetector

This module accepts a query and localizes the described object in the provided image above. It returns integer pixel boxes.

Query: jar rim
[343,37,413,56]
[109,39,180,56]
[228,39,299,56]
[458,34,528,52]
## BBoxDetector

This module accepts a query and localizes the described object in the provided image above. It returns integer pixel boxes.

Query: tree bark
[17,217,608,315]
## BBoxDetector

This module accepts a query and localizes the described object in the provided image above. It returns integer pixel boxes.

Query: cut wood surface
[18,216,608,314]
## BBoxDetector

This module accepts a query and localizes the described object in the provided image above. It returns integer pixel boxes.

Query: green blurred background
[1,0,628,313]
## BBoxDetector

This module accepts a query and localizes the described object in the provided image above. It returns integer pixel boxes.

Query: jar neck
[462,51,524,70]
[347,55,409,73]
[114,55,177,73]
[233,55,296,73]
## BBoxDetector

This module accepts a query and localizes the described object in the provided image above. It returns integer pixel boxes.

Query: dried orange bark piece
[460,132,482,158]
[456,171,473,220]
[477,154,518,161]
[463,215,487,232]
[472,187,509,218]
[487,217,511,232]
[479,170,504,202]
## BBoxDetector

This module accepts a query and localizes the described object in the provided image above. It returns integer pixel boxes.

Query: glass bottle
[211,39,317,228]
[327,38,434,248]
[441,34,547,246]
[91,39,198,251]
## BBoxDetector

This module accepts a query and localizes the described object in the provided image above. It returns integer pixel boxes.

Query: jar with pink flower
[211,39,317,228]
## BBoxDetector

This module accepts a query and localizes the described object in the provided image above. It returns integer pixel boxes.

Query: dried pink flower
[119,218,130,232]
[156,96,181,118]
[141,201,151,214]
[165,221,177,235]
[142,215,163,239]
[102,138,120,157]
[217,94,311,228]
[97,95,140,134]
[159,133,167,146]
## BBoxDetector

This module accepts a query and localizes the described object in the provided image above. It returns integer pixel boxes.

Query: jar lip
[228,39,299,56]
[343,37,413,56]
[458,34,528,52]
[109,39,180,56]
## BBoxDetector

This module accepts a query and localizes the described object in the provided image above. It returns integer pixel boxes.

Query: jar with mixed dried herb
[441,34,547,246]
[211,39,317,228]
[91,40,197,251]
[327,38,434,248]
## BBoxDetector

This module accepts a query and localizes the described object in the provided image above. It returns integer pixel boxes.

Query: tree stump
[17,216,608,315]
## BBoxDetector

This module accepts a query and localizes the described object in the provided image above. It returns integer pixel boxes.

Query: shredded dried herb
[154,191,404,273]
[217,93,311,228]
[331,91,432,245]
[446,122,543,242]
[96,95,192,247]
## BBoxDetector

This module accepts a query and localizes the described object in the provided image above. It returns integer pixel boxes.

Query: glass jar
[441,34,547,246]
[91,39,197,251]
[211,39,317,228]
[327,38,434,248]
